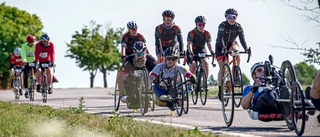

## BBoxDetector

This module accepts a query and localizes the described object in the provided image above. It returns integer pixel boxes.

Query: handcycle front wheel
[197,67,208,105]
[174,69,185,117]
[183,82,190,114]
[290,82,306,136]
[221,63,235,127]
[138,70,149,115]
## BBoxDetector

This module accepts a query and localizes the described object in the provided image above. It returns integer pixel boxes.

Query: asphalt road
[0,88,319,136]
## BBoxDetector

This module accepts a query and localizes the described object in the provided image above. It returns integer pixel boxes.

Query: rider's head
[162,10,175,27]
[13,47,21,57]
[132,41,147,68]
[26,35,35,45]
[251,62,265,79]
[195,16,207,32]
[164,47,179,68]
[40,34,50,46]
[225,8,238,25]
[127,21,138,36]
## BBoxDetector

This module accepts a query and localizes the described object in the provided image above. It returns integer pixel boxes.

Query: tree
[65,21,122,88]
[294,62,318,85]
[0,2,43,89]
[208,74,217,86]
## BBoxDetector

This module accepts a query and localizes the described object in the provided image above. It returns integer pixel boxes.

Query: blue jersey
[242,86,260,106]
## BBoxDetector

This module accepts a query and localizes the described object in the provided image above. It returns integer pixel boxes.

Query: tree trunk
[102,70,108,88]
[90,73,95,88]
[0,74,9,89]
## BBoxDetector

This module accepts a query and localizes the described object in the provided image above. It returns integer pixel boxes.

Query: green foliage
[242,73,250,85]
[208,74,217,86]
[69,97,86,114]
[294,62,318,85]
[0,2,43,89]
[302,43,320,65]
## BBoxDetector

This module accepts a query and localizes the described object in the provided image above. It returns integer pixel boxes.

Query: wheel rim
[199,68,208,105]
[291,82,305,136]
[174,70,184,116]
[221,64,234,127]
[233,66,243,108]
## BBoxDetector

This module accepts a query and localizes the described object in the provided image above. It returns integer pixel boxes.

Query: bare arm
[311,71,320,99]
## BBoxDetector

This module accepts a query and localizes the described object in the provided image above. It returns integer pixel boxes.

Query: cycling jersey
[21,42,36,63]
[187,28,212,53]
[215,21,248,58]
[155,24,184,54]
[120,54,157,73]
[150,63,192,79]
[10,54,23,67]
[121,32,146,56]
[35,41,55,64]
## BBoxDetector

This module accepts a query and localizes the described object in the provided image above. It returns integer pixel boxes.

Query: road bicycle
[190,52,215,105]
[220,47,251,127]
[26,62,36,101]
[12,66,23,101]
[39,63,55,103]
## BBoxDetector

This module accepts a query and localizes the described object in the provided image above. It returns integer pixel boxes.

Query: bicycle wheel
[220,63,234,127]
[281,60,297,88]
[290,82,306,136]
[233,66,243,108]
[114,72,120,111]
[184,82,190,114]
[138,70,149,115]
[29,76,34,101]
[174,69,184,117]
[42,74,48,103]
[198,67,208,105]
[191,83,198,105]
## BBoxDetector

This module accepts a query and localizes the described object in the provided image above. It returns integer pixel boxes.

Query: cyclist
[311,71,320,111]
[215,8,249,101]
[149,47,197,111]
[118,41,157,104]
[241,62,290,115]
[155,10,184,63]
[9,48,24,95]
[21,34,36,98]
[35,34,55,94]
[121,21,149,59]
[186,15,215,78]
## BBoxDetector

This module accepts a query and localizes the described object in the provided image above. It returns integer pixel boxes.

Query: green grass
[0,101,218,137]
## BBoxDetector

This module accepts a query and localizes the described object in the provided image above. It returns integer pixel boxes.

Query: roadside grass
[0,100,218,137]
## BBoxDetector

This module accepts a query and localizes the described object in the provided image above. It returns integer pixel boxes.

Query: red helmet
[27,35,35,43]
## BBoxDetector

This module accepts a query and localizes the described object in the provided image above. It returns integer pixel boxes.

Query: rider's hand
[121,55,126,60]
[189,75,197,84]
[210,51,215,58]
[153,77,160,84]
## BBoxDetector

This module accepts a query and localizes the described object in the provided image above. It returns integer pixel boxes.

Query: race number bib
[40,52,48,58]
[27,52,34,57]
[15,58,22,62]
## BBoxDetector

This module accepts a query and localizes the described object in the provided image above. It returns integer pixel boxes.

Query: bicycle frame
[13,66,22,100]
[27,62,36,101]
[40,63,50,103]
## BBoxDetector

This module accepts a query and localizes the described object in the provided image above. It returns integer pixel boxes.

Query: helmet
[164,47,179,58]
[127,21,138,29]
[251,62,264,78]
[162,10,175,18]
[26,35,35,43]
[195,16,207,23]
[40,34,50,41]
[13,47,21,56]
[225,8,238,17]
[132,41,147,53]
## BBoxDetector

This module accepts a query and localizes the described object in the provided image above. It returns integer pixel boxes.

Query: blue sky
[1,0,319,88]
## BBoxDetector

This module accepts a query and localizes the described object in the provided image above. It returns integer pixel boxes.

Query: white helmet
[251,62,264,78]
[13,47,21,56]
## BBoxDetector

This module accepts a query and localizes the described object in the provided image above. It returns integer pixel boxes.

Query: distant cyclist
[118,41,157,103]
[215,8,249,101]
[21,34,36,98]
[186,15,215,78]
[149,47,197,111]
[9,47,24,95]
[155,10,184,63]
[35,34,55,94]
[121,21,148,59]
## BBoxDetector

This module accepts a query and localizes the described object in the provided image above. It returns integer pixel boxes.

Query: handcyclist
[241,62,290,115]
[155,10,184,63]
[21,34,36,98]
[121,21,149,59]
[118,41,157,103]
[215,8,249,101]
[186,15,215,78]
[9,47,24,95]
[149,47,197,111]
[35,34,55,94]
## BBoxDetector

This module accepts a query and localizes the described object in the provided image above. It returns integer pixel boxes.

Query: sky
[1,0,319,88]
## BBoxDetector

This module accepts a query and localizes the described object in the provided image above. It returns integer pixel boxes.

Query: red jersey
[35,41,55,64]
[10,54,23,66]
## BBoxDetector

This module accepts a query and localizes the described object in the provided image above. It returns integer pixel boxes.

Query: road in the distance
[0,88,319,136]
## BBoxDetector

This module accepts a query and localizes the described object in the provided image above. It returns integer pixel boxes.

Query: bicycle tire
[192,68,200,105]
[221,63,234,127]
[291,82,306,136]
[174,69,184,117]
[184,82,190,114]
[29,76,34,101]
[42,74,48,103]
[114,72,120,111]
[198,67,208,105]
[139,70,149,115]
[16,77,21,100]
[233,66,243,108]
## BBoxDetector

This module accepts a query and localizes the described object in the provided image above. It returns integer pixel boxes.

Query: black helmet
[250,62,264,79]
[127,21,138,29]
[164,47,179,58]
[162,10,175,18]
[225,8,238,17]
[195,16,207,23]
[132,41,147,53]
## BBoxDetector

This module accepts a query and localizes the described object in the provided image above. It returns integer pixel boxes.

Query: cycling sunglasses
[135,53,145,57]
[197,23,205,27]
[163,17,173,21]
[166,56,178,61]
[227,14,237,20]
[255,68,264,73]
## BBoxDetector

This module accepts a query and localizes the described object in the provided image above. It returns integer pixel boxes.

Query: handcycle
[12,66,23,101]
[38,63,55,103]
[114,68,154,115]
[25,62,36,101]
[189,52,216,105]
[220,47,251,126]
[152,69,190,116]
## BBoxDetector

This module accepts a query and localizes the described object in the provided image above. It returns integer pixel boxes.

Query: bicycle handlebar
[191,53,216,67]
[222,47,251,63]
